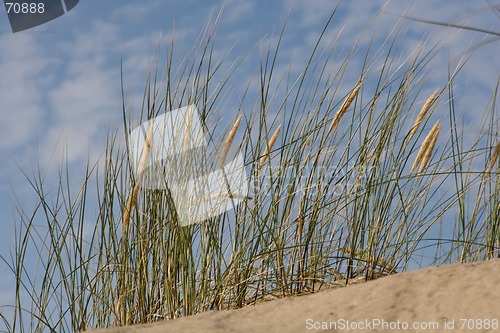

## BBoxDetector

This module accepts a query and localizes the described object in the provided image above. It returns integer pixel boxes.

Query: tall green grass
[1,9,499,332]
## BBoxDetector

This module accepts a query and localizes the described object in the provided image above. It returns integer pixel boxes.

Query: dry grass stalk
[328,81,363,133]
[407,89,439,142]
[219,115,243,169]
[258,124,281,172]
[118,123,154,326]
[411,121,441,174]
[114,298,131,326]
[485,140,500,174]
[122,123,154,235]
[181,109,194,165]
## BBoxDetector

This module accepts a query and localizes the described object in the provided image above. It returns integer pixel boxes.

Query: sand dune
[94,259,500,333]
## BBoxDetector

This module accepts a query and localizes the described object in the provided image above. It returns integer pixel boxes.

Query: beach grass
[1,8,499,332]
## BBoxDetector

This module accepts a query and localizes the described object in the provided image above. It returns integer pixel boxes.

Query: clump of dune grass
[0,7,499,333]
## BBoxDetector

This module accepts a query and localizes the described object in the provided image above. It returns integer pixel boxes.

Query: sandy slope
[93,259,500,333]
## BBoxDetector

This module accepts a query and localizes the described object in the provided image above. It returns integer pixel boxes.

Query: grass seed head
[219,115,243,169]
[328,81,363,133]
[485,140,500,174]
[258,124,281,172]
[411,121,441,174]
[407,88,439,142]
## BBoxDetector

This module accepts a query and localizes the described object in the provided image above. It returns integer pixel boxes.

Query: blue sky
[0,0,499,322]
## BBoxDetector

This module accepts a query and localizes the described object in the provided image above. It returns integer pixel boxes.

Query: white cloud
[31,20,122,166]
[222,0,255,24]
[110,1,163,23]
[0,33,51,151]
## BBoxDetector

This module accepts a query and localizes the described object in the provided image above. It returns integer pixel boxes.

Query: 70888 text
[5,2,45,14]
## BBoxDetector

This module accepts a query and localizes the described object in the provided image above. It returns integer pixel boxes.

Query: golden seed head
[411,121,441,174]
[407,88,439,142]
[418,122,441,174]
[219,115,243,169]
[485,140,500,174]
[258,124,281,172]
[328,81,363,133]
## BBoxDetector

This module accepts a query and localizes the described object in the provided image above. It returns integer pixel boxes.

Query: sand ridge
[93,259,500,333]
